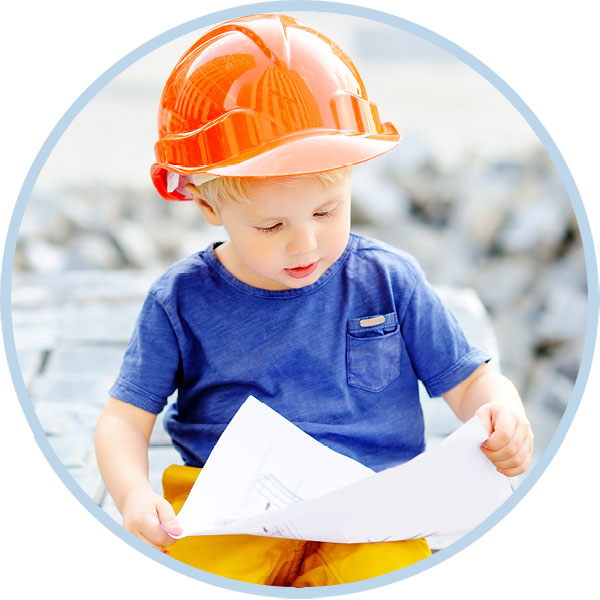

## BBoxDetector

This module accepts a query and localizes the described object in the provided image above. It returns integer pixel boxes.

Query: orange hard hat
[151,14,401,200]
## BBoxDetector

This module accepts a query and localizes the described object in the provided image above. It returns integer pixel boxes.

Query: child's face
[196,173,352,290]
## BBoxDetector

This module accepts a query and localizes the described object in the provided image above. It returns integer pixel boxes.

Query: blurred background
[10,12,588,531]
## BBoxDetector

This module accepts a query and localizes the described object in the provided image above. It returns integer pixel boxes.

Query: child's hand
[475,402,534,477]
[121,486,183,552]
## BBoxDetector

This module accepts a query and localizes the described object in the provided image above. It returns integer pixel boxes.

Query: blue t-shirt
[109,233,489,472]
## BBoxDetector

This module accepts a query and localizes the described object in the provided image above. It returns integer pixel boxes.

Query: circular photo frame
[2,2,597,597]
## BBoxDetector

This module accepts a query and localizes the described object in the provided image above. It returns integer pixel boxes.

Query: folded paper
[172,396,512,543]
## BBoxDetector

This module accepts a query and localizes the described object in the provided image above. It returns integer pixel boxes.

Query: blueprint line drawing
[214,473,305,526]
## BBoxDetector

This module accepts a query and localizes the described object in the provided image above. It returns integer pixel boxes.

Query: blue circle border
[2,1,598,597]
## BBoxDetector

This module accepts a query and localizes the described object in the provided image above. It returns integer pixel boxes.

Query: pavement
[11,268,517,551]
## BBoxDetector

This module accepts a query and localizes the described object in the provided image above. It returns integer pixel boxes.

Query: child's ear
[185,184,222,226]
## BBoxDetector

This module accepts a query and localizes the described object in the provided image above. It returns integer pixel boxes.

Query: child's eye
[256,223,283,233]
[314,209,334,218]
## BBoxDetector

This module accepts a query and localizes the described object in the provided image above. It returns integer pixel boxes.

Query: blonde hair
[192,167,351,209]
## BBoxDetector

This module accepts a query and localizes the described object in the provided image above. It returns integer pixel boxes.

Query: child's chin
[287,272,324,288]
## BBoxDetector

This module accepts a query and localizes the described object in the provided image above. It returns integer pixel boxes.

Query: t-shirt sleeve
[400,264,491,398]
[108,291,181,414]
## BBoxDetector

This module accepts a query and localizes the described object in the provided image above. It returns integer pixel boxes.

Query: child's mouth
[284,261,320,279]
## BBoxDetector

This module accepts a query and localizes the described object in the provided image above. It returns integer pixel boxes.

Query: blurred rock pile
[14,138,588,452]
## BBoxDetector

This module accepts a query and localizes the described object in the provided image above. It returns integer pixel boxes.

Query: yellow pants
[162,464,431,587]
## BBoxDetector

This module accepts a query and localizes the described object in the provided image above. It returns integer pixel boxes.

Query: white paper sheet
[172,396,512,543]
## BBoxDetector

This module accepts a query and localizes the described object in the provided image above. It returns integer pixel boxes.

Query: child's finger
[475,404,494,436]
[489,440,532,470]
[497,454,532,477]
[138,531,165,552]
[140,515,180,549]
[482,409,517,452]
[483,421,525,458]
[156,498,183,537]
[493,442,533,476]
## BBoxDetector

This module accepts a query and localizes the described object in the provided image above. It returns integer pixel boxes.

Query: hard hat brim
[152,127,402,201]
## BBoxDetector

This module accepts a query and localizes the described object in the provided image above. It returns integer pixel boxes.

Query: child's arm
[95,396,182,550]
[442,363,534,477]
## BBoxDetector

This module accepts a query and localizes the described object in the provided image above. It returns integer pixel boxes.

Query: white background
[1,1,598,598]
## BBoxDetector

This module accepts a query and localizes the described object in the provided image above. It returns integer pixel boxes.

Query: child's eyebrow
[247,212,285,223]
[314,199,340,211]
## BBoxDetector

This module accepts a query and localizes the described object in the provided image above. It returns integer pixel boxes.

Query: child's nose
[286,227,317,255]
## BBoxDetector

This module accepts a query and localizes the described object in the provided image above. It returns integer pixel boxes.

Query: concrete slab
[60,301,143,344]
[39,342,127,381]
[30,374,116,409]
[34,400,102,436]
[47,434,94,469]
[12,349,45,388]
[69,464,106,505]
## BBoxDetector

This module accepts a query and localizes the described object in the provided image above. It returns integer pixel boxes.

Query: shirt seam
[397,268,420,326]
[112,376,167,412]
[423,348,490,395]
[146,289,185,361]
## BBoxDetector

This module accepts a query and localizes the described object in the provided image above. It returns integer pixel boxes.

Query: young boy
[95,14,533,587]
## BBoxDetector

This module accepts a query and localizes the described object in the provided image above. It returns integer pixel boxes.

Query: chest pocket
[346,312,401,392]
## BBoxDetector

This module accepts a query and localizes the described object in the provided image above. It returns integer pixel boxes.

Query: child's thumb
[156,499,183,536]
[475,404,493,436]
